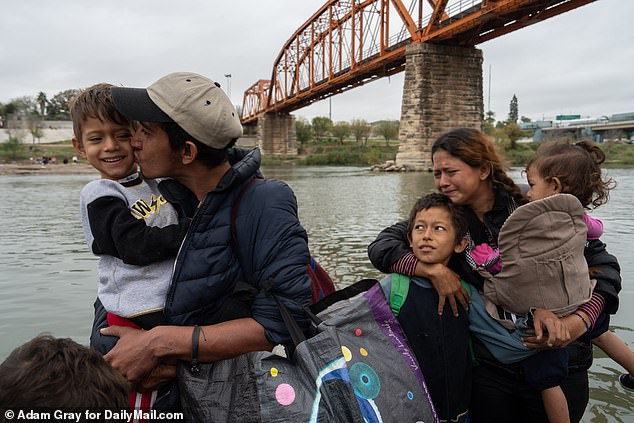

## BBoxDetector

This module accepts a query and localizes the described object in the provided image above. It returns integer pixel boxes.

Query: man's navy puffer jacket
[161,148,311,345]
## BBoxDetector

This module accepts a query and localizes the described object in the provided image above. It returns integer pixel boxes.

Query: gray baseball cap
[111,72,243,149]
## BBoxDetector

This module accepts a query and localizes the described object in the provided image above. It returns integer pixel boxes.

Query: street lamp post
[224,74,232,101]
[329,96,332,121]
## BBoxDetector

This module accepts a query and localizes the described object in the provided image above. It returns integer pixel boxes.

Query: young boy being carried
[70,83,190,411]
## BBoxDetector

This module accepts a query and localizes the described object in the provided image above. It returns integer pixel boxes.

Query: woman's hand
[522,308,576,349]
[101,325,160,384]
[419,262,470,316]
[561,311,590,343]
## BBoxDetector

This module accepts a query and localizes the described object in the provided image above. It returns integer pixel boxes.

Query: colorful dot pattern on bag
[360,348,368,356]
[275,383,296,406]
[350,362,381,399]
[355,328,362,336]
[407,391,414,400]
[270,367,278,377]
[342,345,352,361]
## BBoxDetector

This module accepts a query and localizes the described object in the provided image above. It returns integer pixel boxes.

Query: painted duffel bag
[177,279,438,423]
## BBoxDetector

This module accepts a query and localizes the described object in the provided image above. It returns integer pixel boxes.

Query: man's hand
[138,363,177,392]
[522,308,575,349]
[101,325,159,384]
[419,262,470,316]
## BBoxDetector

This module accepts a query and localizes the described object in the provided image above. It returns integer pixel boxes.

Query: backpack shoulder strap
[459,279,471,295]
[230,177,260,247]
[389,273,411,317]
[230,177,262,283]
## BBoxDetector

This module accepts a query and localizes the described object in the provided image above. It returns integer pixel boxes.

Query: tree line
[296,117,400,146]
[0,90,81,145]
[2,88,526,148]
[299,94,530,148]
[1,90,79,122]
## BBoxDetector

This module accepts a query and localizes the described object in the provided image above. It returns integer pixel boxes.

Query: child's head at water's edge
[70,83,137,181]
[525,140,615,207]
[0,333,128,410]
[406,193,468,266]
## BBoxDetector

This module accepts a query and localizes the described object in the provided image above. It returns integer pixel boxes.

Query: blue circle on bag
[349,362,381,399]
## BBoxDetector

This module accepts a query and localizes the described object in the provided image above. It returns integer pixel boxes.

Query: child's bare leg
[593,331,634,374]
[542,386,570,423]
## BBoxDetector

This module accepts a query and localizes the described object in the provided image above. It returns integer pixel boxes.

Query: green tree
[36,92,48,117]
[484,110,496,136]
[331,121,351,144]
[375,120,399,146]
[489,120,508,143]
[350,119,371,145]
[1,101,15,116]
[295,118,312,145]
[4,96,37,119]
[485,110,495,125]
[311,116,333,141]
[46,89,79,120]
[508,94,518,123]
[28,118,44,144]
[503,122,524,149]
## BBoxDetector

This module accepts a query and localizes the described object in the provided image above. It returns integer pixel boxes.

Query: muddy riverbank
[0,161,97,176]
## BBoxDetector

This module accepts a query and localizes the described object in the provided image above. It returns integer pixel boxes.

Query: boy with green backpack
[380,193,471,423]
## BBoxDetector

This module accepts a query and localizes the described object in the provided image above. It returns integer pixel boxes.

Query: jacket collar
[214,147,263,193]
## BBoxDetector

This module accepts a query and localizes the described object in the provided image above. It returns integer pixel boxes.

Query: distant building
[520,120,553,130]
[534,112,634,143]
[610,112,634,122]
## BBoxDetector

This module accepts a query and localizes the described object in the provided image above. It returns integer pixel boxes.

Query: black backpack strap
[230,177,260,248]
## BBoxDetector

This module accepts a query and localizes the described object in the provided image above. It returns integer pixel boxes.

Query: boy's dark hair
[0,334,128,410]
[406,193,468,244]
[161,122,237,168]
[526,140,615,209]
[69,83,130,144]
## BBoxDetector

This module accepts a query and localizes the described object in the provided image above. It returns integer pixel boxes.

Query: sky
[0,0,632,123]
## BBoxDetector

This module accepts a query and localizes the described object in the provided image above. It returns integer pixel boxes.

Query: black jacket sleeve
[585,239,622,314]
[87,196,190,266]
[367,220,410,273]
[240,180,312,345]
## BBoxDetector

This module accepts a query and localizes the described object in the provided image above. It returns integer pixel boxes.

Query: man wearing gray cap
[97,72,311,402]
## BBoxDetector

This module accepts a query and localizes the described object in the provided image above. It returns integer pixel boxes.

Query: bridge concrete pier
[396,43,483,171]
[256,112,298,156]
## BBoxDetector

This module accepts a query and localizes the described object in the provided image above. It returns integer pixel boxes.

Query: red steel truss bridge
[241,0,595,124]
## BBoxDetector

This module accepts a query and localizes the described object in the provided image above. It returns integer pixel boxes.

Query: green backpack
[389,273,412,317]
[389,273,478,365]
[389,273,473,316]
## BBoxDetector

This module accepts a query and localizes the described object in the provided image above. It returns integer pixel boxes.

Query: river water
[0,166,632,421]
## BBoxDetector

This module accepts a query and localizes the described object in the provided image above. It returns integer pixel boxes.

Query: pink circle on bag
[275,383,296,405]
